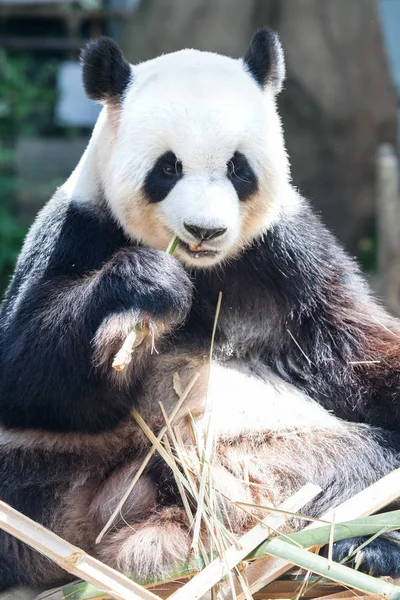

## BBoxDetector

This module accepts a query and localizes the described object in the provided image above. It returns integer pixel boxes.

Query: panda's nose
[184,223,227,242]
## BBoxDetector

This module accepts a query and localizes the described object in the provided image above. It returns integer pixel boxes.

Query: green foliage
[357,225,378,274]
[77,0,102,8]
[0,50,57,141]
[0,202,27,294]
[0,51,57,294]
[0,147,28,294]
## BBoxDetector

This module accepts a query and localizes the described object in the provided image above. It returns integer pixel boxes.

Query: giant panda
[1,28,400,591]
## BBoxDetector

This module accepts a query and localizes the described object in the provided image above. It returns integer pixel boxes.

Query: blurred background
[0,0,400,311]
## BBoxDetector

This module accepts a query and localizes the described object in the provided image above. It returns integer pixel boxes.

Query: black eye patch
[144,151,183,203]
[227,151,258,200]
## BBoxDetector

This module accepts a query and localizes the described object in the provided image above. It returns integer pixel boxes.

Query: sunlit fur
[1,31,400,590]
[64,49,291,268]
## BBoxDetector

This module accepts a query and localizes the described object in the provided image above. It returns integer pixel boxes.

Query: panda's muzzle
[176,223,228,259]
[179,223,227,258]
[183,223,227,242]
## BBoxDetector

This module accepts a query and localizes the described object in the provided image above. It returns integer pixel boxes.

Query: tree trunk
[123,0,397,254]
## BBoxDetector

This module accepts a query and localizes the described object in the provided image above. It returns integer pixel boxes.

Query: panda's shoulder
[3,189,128,304]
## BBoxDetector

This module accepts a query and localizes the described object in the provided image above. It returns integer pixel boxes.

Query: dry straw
[95,370,200,544]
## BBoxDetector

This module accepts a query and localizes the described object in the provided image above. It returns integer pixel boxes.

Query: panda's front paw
[94,247,193,371]
[106,246,193,325]
[323,536,400,578]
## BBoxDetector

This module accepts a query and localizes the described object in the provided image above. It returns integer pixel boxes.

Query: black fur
[81,37,132,103]
[243,28,285,92]
[0,192,192,432]
[0,447,93,589]
[3,194,400,434]
[144,151,183,203]
[324,536,400,577]
[227,151,258,200]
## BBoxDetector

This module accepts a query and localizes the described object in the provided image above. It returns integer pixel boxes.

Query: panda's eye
[162,157,182,177]
[144,151,183,203]
[163,164,174,175]
[163,163,177,176]
[227,152,247,177]
[227,151,258,201]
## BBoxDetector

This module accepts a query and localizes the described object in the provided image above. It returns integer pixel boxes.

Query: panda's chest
[176,275,280,358]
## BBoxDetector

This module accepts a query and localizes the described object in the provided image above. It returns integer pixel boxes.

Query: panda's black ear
[243,28,285,93]
[80,37,132,104]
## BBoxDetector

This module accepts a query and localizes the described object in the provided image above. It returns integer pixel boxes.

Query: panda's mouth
[179,240,219,259]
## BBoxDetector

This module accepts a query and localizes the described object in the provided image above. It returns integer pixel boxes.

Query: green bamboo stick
[249,509,400,559]
[165,236,180,255]
[255,536,400,599]
[60,581,103,600]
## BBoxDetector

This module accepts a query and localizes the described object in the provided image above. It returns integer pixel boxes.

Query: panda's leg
[0,547,23,592]
[93,460,264,581]
[0,530,71,591]
[88,456,192,582]
[97,507,192,582]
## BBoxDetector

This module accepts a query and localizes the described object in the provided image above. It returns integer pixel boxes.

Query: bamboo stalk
[131,409,194,495]
[249,509,400,559]
[112,236,180,371]
[53,581,105,600]
[112,329,138,372]
[167,483,321,600]
[252,536,400,599]
[224,466,400,600]
[0,501,160,600]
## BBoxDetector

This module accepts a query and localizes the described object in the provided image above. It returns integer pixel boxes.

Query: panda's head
[81,29,289,268]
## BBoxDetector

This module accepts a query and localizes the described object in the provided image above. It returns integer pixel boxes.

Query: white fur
[195,360,345,437]
[62,48,295,267]
[63,108,111,204]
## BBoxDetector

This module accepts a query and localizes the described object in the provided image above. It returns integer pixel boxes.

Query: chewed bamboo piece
[0,500,161,600]
[112,237,180,372]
